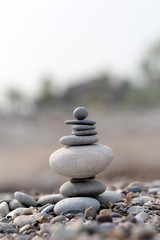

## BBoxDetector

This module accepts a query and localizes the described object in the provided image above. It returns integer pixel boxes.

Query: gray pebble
[38,194,65,206]
[72,129,97,136]
[96,191,122,204]
[0,202,10,217]
[14,192,37,207]
[60,179,106,197]
[73,107,88,120]
[39,203,51,212]
[127,206,145,214]
[41,204,54,213]
[54,197,100,215]
[59,135,99,146]
[51,215,65,224]
[65,119,96,125]
[73,125,96,131]
[9,199,24,210]
[13,215,36,227]
[98,222,116,235]
[127,185,143,193]
[0,222,17,233]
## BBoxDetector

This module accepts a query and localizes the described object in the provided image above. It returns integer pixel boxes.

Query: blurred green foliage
[3,40,160,114]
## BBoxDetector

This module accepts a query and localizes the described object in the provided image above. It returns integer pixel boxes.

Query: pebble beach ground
[1,180,160,240]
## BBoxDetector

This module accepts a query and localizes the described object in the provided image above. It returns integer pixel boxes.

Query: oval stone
[54,197,100,215]
[73,125,96,131]
[59,135,99,146]
[14,192,37,207]
[37,194,65,206]
[72,129,97,136]
[49,144,114,178]
[96,191,122,204]
[60,179,106,197]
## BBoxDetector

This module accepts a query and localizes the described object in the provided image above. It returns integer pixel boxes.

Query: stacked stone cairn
[49,107,114,215]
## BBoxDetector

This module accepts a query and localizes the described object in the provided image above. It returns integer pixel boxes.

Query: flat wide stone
[54,197,100,215]
[73,125,96,131]
[49,144,114,178]
[60,179,106,197]
[59,135,99,146]
[65,120,96,125]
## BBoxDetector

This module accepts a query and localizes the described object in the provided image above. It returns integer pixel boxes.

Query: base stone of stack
[49,144,114,178]
[60,179,106,197]
[54,197,100,215]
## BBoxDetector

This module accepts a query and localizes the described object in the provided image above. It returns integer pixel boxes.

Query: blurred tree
[36,77,56,109]
[6,88,24,114]
[141,41,160,87]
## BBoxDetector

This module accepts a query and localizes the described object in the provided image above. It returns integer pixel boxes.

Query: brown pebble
[84,206,97,219]
[38,215,50,223]
[99,209,113,215]
[22,208,33,215]
[96,214,112,223]
[65,213,75,220]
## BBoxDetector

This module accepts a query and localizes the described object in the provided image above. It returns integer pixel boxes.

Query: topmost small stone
[73,107,88,120]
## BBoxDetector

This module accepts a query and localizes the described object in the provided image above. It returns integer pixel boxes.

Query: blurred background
[0,0,160,192]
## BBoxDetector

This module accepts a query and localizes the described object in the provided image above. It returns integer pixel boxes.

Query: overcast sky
[0,0,160,98]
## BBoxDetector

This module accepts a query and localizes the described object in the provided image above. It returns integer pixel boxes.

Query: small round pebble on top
[73,107,88,120]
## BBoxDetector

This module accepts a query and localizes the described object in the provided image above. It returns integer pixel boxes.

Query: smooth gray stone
[50,144,114,178]
[60,179,106,197]
[37,194,65,206]
[54,197,100,215]
[96,191,122,204]
[14,192,37,207]
[9,199,24,210]
[72,129,97,136]
[73,107,88,120]
[0,202,10,217]
[41,204,54,213]
[73,125,96,131]
[0,222,17,233]
[127,206,145,214]
[127,185,143,193]
[59,135,99,146]
[65,120,96,125]
[13,215,36,227]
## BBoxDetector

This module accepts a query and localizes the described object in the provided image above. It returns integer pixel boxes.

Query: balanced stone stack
[49,107,114,215]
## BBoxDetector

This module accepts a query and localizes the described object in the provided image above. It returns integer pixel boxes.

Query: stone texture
[73,125,96,131]
[37,194,65,206]
[72,129,97,136]
[9,199,24,210]
[54,197,100,215]
[49,144,114,178]
[60,179,106,197]
[59,135,99,146]
[96,191,122,204]
[14,192,37,207]
[84,206,97,219]
[65,120,96,125]
[73,107,88,120]
[0,202,10,217]
[13,215,35,227]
